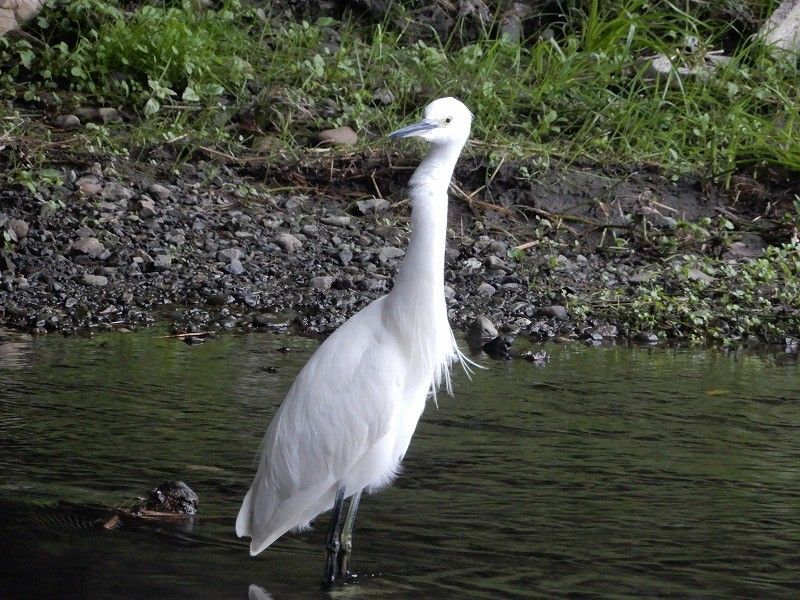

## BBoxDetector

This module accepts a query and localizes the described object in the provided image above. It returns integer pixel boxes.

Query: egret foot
[337,489,362,579]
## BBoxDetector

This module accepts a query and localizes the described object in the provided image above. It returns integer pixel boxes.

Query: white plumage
[236,97,473,566]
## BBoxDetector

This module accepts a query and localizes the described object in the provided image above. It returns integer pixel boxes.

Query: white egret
[236,97,473,583]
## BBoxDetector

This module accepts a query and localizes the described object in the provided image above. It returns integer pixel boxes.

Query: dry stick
[157,332,210,339]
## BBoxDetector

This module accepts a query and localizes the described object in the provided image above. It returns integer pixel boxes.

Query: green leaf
[19,49,35,69]
[182,86,200,102]
[144,97,160,117]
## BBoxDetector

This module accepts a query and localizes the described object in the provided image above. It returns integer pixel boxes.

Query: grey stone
[138,198,157,218]
[484,255,506,271]
[378,246,404,263]
[723,233,767,260]
[82,274,108,287]
[321,215,351,227]
[218,248,243,262]
[153,254,172,270]
[635,331,659,344]
[226,258,245,275]
[70,237,105,258]
[53,114,80,129]
[98,107,123,123]
[310,275,335,290]
[629,270,657,284]
[593,324,618,338]
[687,268,715,285]
[8,219,28,240]
[275,232,302,253]
[540,305,568,321]
[466,314,499,352]
[477,282,496,296]
[148,183,171,200]
[356,197,390,215]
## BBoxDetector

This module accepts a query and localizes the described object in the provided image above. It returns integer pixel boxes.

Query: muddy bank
[1,155,799,351]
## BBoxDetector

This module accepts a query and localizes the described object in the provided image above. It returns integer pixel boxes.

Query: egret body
[236,97,473,582]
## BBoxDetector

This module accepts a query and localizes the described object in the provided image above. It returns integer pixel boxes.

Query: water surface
[1,330,799,599]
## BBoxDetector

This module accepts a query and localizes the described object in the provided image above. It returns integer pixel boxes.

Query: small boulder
[466,314,498,352]
[378,246,404,263]
[275,232,302,253]
[153,254,172,271]
[309,275,335,290]
[226,258,245,275]
[138,199,157,218]
[8,219,28,240]
[539,305,568,321]
[70,237,105,258]
[148,183,171,201]
[477,282,496,296]
[53,114,80,129]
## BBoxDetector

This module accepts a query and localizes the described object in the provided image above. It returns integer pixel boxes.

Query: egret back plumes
[236,97,473,570]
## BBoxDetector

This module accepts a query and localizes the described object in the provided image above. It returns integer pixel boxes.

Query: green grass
[1,0,799,182]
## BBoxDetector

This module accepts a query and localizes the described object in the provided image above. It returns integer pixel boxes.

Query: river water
[1,330,798,599]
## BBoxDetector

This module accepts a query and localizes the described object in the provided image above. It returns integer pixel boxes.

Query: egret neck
[388,141,464,383]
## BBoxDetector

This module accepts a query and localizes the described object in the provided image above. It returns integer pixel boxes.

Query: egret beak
[388,119,439,139]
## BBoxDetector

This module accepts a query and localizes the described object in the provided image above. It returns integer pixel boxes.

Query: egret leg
[323,487,346,584]
[337,489,363,578]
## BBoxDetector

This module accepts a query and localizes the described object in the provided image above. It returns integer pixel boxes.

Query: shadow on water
[1,330,799,599]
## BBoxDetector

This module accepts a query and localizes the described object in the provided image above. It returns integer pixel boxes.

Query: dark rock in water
[635,331,659,344]
[145,481,199,515]
[466,314,498,352]
[519,349,550,365]
[482,335,515,360]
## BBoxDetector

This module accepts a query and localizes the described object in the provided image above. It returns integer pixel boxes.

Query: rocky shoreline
[1,157,799,354]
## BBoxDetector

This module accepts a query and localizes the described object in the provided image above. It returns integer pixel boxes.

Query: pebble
[275,233,302,253]
[484,255,506,271]
[540,305,568,321]
[7,219,29,240]
[218,248,244,262]
[226,259,245,275]
[356,198,390,214]
[148,183,171,200]
[82,274,108,287]
[321,215,351,227]
[139,199,157,218]
[153,255,172,271]
[70,237,105,258]
[310,275,335,290]
[477,282,496,296]
[378,246,404,263]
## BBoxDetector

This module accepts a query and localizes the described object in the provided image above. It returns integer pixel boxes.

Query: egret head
[389,97,472,146]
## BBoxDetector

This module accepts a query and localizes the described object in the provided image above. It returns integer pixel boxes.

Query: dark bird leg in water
[323,487,346,584]
[337,489,363,578]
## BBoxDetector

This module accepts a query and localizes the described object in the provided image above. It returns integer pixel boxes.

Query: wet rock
[316,126,358,146]
[519,349,550,365]
[540,305,568,321]
[145,481,199,515]
[275,232,302,253]
[477,282,496,296]
[635,331,659,344]
[593,324,618,338]
[483,335,515,360]
[310,275,335,290]
[70,237,105,258]
[466,314,498,352]
[153,254,172,271]
[53,114,80,129]
[82,274,108,287]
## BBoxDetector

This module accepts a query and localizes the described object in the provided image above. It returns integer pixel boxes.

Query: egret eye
[444,117,452,124]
